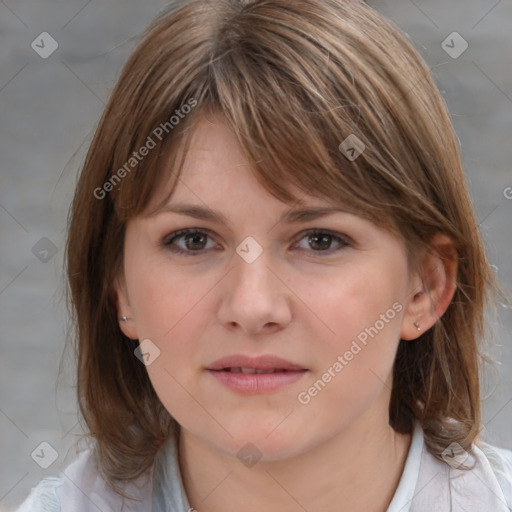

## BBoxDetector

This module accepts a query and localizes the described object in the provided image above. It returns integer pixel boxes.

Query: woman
[14,0,512,510]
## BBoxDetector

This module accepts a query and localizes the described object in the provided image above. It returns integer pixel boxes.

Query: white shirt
[12,420,512,511]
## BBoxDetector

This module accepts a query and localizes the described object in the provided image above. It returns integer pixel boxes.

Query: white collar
[386,420,424,511]
[387,420,510,511]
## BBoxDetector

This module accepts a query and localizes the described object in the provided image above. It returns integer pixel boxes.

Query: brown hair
[65,0,501,499]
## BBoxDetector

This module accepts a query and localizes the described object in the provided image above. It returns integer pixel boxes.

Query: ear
[113,273,139,340]
[400,233,458,341]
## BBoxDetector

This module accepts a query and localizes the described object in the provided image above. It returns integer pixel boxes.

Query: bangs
[109,0,446,240]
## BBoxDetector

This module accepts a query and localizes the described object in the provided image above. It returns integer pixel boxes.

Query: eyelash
[162,228,351,257]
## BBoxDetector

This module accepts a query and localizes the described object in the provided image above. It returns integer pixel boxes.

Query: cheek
[293,259,405,408]
[129,257,211,340]
[131,264,214,424]
[293,260,403,354]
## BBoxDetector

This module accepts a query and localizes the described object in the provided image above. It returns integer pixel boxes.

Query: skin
[115,114,457,512]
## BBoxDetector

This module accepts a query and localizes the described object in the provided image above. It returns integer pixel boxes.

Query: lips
[207,354,307,372]
[223,367,288,374]
[206,354,308,394]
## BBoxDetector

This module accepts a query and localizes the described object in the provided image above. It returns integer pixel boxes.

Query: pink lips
[206,354,308,394]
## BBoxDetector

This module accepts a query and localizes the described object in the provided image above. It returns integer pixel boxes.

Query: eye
[293,229,351,254]
[163,228,351,257]
[162,228,217,256]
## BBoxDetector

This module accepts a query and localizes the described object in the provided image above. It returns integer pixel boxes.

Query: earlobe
[400,234,458,341]
[113,275,139,340]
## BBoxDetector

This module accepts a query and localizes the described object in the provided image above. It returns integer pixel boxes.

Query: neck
[178,414,412,512]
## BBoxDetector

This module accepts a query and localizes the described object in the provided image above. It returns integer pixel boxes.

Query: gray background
[0,0,511,510]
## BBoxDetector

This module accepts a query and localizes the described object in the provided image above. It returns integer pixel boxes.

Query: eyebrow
[149,203,348,224]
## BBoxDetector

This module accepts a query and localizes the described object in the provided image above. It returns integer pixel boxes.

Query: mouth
[206,355,308,394]
[212,367,303,374]
[207,354,307,372]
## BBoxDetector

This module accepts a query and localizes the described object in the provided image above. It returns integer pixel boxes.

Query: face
[115,114,424,462]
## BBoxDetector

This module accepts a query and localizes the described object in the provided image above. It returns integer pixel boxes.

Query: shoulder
[12,448,154,512]
[12,475,64,512]
[410,425,512,512]
[476,440,512,510]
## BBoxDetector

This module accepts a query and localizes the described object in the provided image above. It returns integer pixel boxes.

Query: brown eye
[163,229,215,255]
[182,232,208,250]
[295,230,350,254]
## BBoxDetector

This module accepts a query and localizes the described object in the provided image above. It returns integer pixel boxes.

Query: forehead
[145,114,337,216]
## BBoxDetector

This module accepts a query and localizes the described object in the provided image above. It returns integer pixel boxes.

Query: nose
[216,247,292,336]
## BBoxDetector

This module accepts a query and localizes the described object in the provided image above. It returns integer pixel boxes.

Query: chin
[217,419,314,463]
